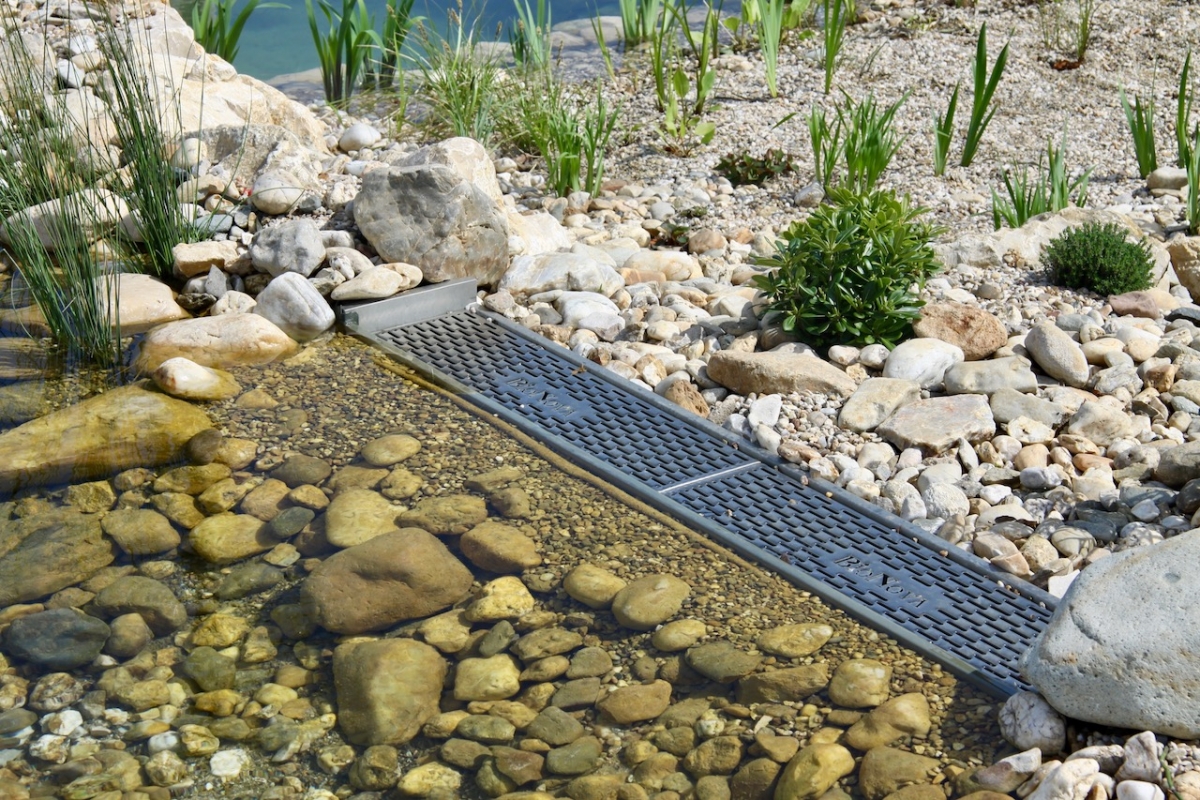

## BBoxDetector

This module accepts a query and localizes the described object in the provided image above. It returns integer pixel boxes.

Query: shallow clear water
[175,0,617,81]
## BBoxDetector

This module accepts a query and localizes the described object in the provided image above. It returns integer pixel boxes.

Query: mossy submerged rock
[0,385,211,495]
[0,509,114,606]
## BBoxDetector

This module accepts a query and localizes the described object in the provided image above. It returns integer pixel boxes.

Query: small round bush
[1044,221,1154,297]
[752,188,945,349]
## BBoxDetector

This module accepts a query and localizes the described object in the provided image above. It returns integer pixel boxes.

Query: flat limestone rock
[0,385,211,495]
[0,509,114,606]
[876,395,995,455]
[1021,529,1200,738]
[707,350,856,398]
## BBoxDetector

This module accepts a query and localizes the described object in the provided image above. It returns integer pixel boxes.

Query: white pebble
[210,748,251,779]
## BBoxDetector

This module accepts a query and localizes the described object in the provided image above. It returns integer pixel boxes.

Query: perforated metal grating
[367,308,1055,696]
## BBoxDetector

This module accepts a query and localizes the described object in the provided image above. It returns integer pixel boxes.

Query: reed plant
[932,83,959,176]
[1178,50,1195,168]
[839,91,908,194]
[753,0,785,97]
[306,0,381,107]
[809,104,845,190]
[510,0,552,72]
[98,14,205,278]
[960,23,1008,167]
[1188,129,1200,235]
[191,0,284,63]
[670,0,718,115]
[1120,86,1158,178]
[618,0,664,47]
[372,0,419,88]
[591,14,616,78]
[0,21,121,365]
[523,78,618,196]
[821,0,850,94]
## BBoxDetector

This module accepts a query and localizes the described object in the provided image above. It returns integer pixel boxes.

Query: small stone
[611,574,691,630]
[563,563,626,608]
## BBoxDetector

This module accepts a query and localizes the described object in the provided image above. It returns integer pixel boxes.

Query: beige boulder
[707,350,856,398]
[133,314,298,374]
[334,639,446,746]
[301,529,474,634]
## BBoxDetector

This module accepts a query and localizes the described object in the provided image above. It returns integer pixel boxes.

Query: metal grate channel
[365,307,1055,697]
[376,312,754,489]
[669,464,1052,691]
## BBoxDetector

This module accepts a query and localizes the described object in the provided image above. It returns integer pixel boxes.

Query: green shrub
[752,189,944,348]
[1044,221,1154,296]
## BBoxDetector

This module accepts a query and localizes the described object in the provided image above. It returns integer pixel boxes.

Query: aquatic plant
[306,0,381,107]
[192,0,285,63]
[960,23,1008,168]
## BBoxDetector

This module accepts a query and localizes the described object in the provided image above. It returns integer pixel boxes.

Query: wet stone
[215,563,284,600]
[552,677,602,710]
[455,714,516,744]
[267,506,315,539]
[397,494,488,535]
[3,609,110,670]
[686,642,763,683]
[545,736,603,775]
[526,707,585,746]
[271,455,332,488]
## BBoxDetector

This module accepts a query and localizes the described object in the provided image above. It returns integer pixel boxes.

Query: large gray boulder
[1022,530,1200,738]
[353,163,509,287]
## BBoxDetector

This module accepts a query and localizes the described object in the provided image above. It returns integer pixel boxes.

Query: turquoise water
[180,0,612,81]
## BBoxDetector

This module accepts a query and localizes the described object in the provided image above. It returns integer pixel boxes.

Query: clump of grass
[960,23,1008,168]
[1178,50,1195,168]
[809,104,845,191]
[839,90,908,194]
[510,0,552,72]
[992,129,1091,229]
[519,76,618,196]
[413,10,503,146]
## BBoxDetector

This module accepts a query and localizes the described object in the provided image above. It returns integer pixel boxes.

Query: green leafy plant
[716,149,796,185]
[821,0,850,94]
[752,188,944,349]
[1037,0,1095,63]
[1179,50,1195,168]
[960,23,1008,167]
[192,0,286,62]
[306,0,381,107]
[648,6,677,111]
[809,104,845,190]
[661,66,716,154]
[1120,86,1158,178]
[1044,222,1154,296]
[933,82,959,176]
[991,130,1091,229]
[523,78,618,196]
[839,90,908,194]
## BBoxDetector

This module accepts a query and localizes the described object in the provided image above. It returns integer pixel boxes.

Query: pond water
[0,331,1010,797]
[173,0,620,82]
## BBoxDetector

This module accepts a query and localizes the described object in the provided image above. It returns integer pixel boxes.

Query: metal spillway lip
[346,285,1056,699]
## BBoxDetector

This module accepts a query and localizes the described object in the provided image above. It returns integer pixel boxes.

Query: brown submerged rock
[301,529,473,634]
[0,385,211,495]
[0,510,114,606]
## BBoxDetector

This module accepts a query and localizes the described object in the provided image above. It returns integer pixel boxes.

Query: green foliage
[752,189,944,349]
[661,66,716,154]
[752,0,785,97]
[716,149,796,186]
[960,23,1008,168]
[1036,0,1095,63]
[1120,87,1158,178]
[1044,222,1154,296]
[933,82,958,176]
[100,27,204,280]
[821,0,850,94]
[672,0,719,115]
[991,129,1091,229]
[192,0,285,63]
[1179,50,1195,168]
[306,0,381,107]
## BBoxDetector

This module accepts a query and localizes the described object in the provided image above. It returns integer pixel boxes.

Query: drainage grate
[363,306,1055,697]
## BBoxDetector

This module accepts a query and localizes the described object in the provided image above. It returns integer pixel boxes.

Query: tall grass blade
[1179,50,1194,168]
[1120,86,1158,178]
[933,82,958,176]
